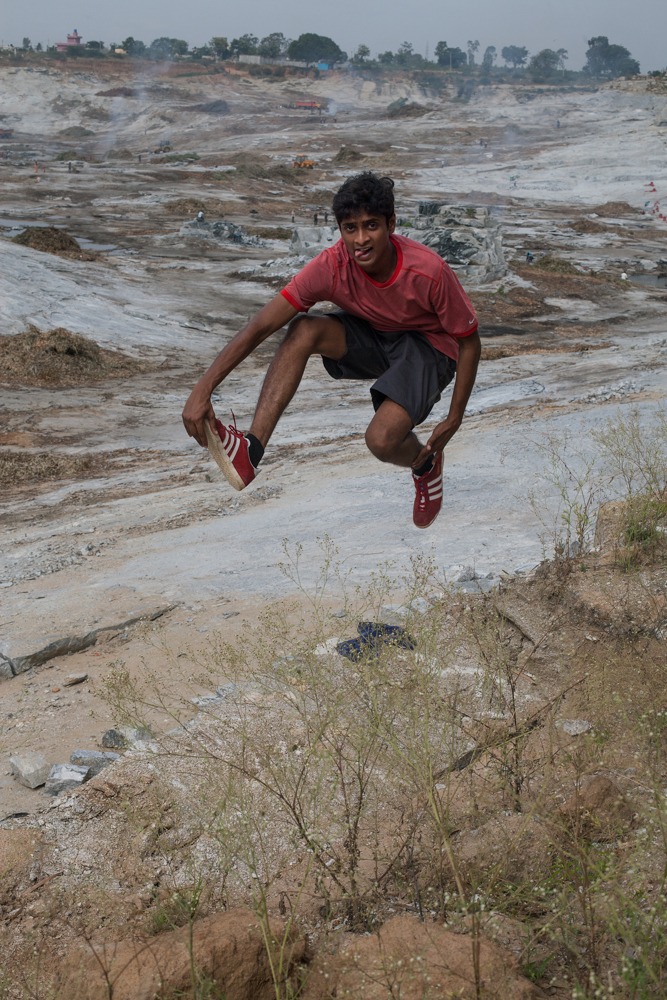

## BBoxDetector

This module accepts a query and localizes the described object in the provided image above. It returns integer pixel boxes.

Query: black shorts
[322,312,456,427]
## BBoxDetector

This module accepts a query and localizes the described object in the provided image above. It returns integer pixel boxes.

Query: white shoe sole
[204,421,246,491]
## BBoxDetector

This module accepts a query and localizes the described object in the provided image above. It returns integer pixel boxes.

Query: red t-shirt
[281,233,478,362]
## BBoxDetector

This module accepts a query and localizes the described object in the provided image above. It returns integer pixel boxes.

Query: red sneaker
[204,416,257,491]
[412,452,443,529]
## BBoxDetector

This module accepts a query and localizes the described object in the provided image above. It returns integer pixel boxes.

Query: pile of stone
[407,203,506,283]
[180,219,264,246]
[289,225,337,256]
[8,726,152,797]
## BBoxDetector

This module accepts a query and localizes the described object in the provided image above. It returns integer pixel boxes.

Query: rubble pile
[409,204,506,282]
[180,219,265,246]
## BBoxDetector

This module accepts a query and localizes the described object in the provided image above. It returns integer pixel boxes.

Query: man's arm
[182,293,298,447]
[412,331,481,469]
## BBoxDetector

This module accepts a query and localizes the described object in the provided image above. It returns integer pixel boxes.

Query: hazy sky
[2,0,665,72]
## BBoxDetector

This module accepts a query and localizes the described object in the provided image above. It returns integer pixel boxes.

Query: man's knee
[283,315,327,354]
[365,423,399,462]
[283,314,345,359]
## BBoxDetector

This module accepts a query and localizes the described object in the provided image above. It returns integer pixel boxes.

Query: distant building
[56,29,82,54]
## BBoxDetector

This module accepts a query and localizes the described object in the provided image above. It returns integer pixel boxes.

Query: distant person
[182,172,480,529]
[196,210,205,223]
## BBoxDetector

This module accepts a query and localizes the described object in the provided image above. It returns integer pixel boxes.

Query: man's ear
[388,214,396,233]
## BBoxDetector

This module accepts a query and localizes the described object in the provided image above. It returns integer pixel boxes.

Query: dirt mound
[0,327,142,387]
[304,915,540,999]
[13,226,80,254]
[231,159,301,185]
[56,909,306,1000]
[570,218,609,234]
[96,87,138,98]
[10,226,97,260]
[334,144,364,164]
[592,201,637,217]
[387,100,428,119]
[58,125,95,138]
[165,197,226,216]
[190,99,230,114]
[104,148,134,160]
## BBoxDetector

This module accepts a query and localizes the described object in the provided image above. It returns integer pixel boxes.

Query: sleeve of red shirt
[430,260,478,337]
[281,252,334,312]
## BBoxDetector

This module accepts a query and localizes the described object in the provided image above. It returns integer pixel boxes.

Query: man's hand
[181,293,299,449]
[182,382,217,448]
[412,416,462,470]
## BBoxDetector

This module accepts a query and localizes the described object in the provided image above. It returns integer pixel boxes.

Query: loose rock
[45,763,90,796]
[70,749,119,776]
[9,752,51,789]
[64,672,88,687]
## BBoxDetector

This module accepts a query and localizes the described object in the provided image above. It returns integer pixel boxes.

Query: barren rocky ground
[0,59,666,998]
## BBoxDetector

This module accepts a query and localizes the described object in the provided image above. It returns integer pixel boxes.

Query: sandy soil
[1,61,666,819]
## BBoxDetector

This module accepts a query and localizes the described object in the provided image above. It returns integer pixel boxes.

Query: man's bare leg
[364,399,425,468]
[249,314,347,446]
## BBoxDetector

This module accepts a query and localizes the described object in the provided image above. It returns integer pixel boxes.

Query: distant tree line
[9,33,648,78]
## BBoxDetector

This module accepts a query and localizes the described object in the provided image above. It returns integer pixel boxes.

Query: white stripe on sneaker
[224,433,240,461]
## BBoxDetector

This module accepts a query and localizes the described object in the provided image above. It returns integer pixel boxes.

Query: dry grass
[531,254,583,275]
[11,226,99,260]
[481,341,611,361]
[0,449,101,486]
[0,327,143,387]
[12,226,80,253]
[163,197,227,216]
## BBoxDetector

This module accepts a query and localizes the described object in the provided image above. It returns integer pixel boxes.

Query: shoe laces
[415,475,429,508]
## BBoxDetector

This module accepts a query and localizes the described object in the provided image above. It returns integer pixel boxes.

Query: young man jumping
[182,172,480,529]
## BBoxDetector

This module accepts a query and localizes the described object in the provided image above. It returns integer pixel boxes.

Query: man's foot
[412,451,443,529]
[205,418,257,491]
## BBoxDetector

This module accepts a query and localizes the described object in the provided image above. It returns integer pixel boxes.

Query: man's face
[338,211,396,278]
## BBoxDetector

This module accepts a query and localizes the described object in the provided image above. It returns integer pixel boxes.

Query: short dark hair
[332,171,395,224]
